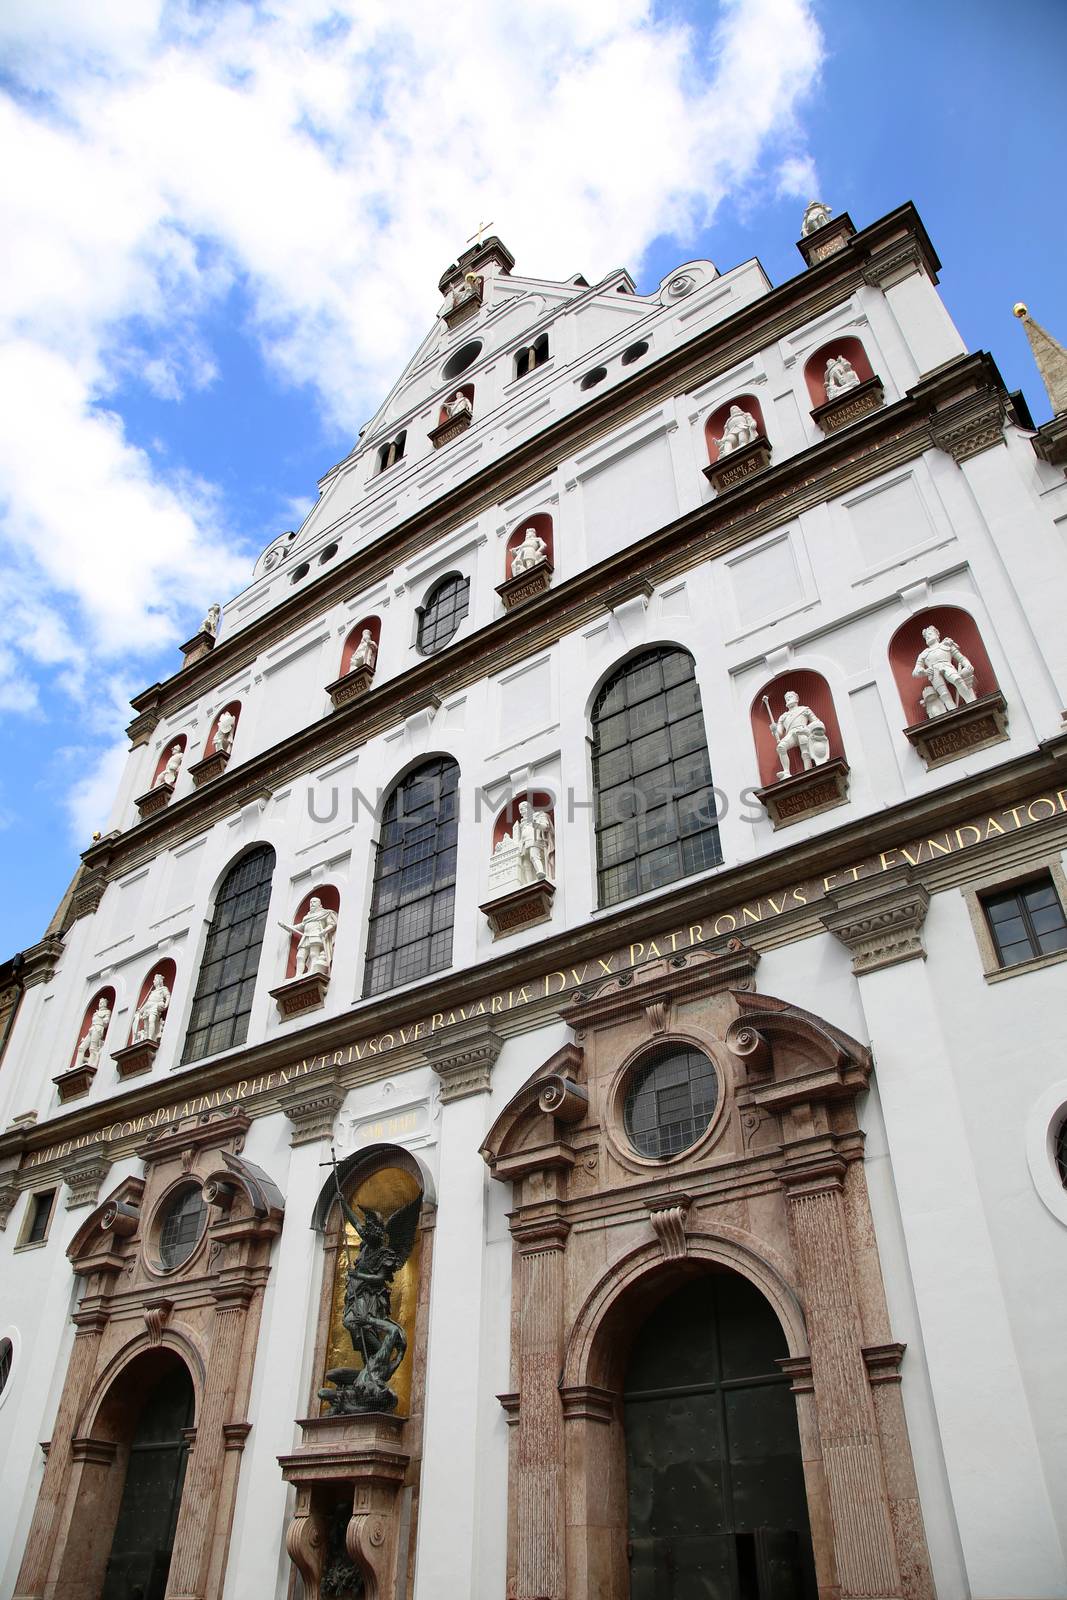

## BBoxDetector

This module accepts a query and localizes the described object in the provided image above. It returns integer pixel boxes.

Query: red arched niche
[493,791,556,849]
[340,616,382,677]
[284,884,341,979]
[505,514,554,578]
[206,701,241,757]
[150,735,187,788]
[438,383,474,426]
[704,394,767,465]
[889,606,997,727]
[750,671,845,788]
[804,337,874,408]
[69,986,117,1070]
[127,959,177,1045]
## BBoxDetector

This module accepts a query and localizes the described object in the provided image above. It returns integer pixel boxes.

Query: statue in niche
[201,602,221,638]
[212,710,236,755]
[438,272,479,320]
[441,389,473,423]
[347,628,378,675]
[714,404,760,456]
[912,626,977,718]
[514,799,555,884]
[76,997,112,1069]
[320,1175,422,1415]
[802,199,832,236]
[824,353,861,399]
[132,973,171,1044]
[155,744,183,788]
[510,527,549,576]
[279,896,338,979]
[763,690,831,782]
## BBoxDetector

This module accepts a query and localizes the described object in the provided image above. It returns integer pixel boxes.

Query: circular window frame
[318,542,339,566]
[605,1030,728,1172]
[580,366,608,391]
[145,1179,210,1277]
[290,562,311,585]
[442,340,482,382]
[1025,1081,1067,1227]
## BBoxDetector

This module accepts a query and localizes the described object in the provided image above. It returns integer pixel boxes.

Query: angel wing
[384,1195,423,1268]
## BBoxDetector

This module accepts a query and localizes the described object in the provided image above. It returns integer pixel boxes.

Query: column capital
[61,1152,112,1211]
[820,865,930,975]
[510,1210,570,1255]
[279,1073,344,1146]
[423,1020,503,1102]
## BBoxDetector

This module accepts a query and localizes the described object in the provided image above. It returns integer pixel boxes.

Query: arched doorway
[100,1358,194,1600]
[624,1270,816,1598]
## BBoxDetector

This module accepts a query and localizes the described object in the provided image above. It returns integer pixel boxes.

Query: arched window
[364,758,459,997]
[591,648,721,907]
[377,432,406,473]
[417,574,470,655]
[181,845,276,1064]
[514,334,549,380]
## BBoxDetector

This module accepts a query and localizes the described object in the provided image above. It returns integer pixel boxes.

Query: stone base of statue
[796,212,856,268]
[189,747,232,787]
[279,1411,410,1600]
[112,1038,160,1079]
[903,690,1008,770]
[135,784,173,820]
[1032,412,1067,469]
[481,879,556,939]
[702,436,772,494]
[754,757,850,830]
[53,1063,96,1102]
[270,971,331,1020]
[496,560,553,611]
[326,665,376,709]
[811,376,885,435]
[179,628,217,669]
[428,411,472,450]
[442,278,482,329]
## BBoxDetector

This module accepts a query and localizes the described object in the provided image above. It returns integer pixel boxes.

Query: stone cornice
[821,866,931,975]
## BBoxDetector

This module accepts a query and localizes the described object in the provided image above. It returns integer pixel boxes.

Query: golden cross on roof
[466,219,494,249]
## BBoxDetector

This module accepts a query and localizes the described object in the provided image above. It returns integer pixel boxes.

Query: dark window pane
[625,1045,719,1159]
[417,575,470,655]
[181,845,275,1064]
[25,1190,56,1245]
[982,875,1067,968]
[364,757,459,996]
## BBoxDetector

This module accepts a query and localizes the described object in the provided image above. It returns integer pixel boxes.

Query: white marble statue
[76,997,112,1068]
[824,354,861,400]
[212,710,236,755]
[802,200,832,236]
[912,626,976,717]
[510,527,549,576]
[201,602,221,638]
[714,404,759,457]
[279,897,338,979]
[348,628,378,674]
[764,690,831,782]
[438,273,479,319]
[514,801,555,885]
[442,390,473,424]
[132,974,171,1044]
[156,744,184,788]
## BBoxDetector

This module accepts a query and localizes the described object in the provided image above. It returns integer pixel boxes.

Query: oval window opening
[442,340,482,381]
[157,1185,208,1271]
[621,341,649,366]
[318,542,339,565]
[624,1043,718,1159]
[580,366,608,391]
[290,562,310,585]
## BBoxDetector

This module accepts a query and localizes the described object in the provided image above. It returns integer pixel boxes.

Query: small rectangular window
[22,1188,57,1246]
[981,875,1067,968]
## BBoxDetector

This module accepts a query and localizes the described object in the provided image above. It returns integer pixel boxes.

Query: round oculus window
[1057,1116,1067,1191]
[157,1185,208,1271]
[621,340,649,366]
[442,340,482,381]
[624,1043,718,1160]
[580,366,607,391]
[290,562,310,585]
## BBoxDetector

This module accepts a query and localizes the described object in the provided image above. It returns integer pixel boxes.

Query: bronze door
[624,1273,816,1599]
[101,1365,194,1600]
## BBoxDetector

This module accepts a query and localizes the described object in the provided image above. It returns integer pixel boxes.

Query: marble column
[511,1217,569,1600]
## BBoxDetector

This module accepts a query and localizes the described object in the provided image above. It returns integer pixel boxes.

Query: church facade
[1,204,1066,1600]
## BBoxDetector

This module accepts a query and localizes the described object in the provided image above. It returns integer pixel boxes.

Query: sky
[0,0,1064,956]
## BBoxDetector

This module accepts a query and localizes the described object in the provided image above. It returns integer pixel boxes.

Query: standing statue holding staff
[764,690,830,782]
[279,896,338,979]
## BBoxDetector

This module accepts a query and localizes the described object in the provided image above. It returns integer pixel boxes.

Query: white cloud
[0,0,824,840]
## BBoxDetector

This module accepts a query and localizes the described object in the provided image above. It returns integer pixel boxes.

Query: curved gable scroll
[68,1176,146,1272]
[202,1152,285,1231]
[480,1042,586,1181]
[724,990,872,1099]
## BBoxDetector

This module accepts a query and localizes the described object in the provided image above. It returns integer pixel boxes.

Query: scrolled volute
[537,1075,589,1123]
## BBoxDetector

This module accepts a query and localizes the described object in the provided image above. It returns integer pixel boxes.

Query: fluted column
[13,1306,108,1599]
[782,1154,903,1600]
[512,1217,569,1600]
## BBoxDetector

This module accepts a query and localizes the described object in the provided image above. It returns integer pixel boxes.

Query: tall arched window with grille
[181,845,276,1064]
[364,758,460,997]
[591,648,721,907]
[416,574,470,655]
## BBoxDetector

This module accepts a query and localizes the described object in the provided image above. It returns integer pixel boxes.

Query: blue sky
[0,0,1063,956]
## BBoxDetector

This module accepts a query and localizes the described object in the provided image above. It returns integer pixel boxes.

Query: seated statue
[510,527,549,576]
[766,690,831,781]
[200,602,220,638]
[442,390,473,423]
[912,626,976,718]
[155,744,183,788]
[714,404,759,457]
[824,354,861,400]
[348,628,378,674]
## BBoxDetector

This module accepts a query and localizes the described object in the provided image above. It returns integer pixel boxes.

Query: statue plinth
[270,971,331,1020]
[428,411,472,450]
[111,1038,160,1079]
[279,1412,410,1600]
[441,277,483,329]
[811,375,885,435]
[903,690,1008,770]
[754,758,850,829]
[179,627,216,669]
[481,878,556,939]
[326,664,376,709]
[134,784,173,820]
[496,559,553,611]
[796,212,856,268]
[53,1063,96,1102]
[702,436,772,494]
[188,747,232,787]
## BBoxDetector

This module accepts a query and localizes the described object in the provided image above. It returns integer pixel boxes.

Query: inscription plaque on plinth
[755,758,850,829]
[903,690,1008,770]
[810,375,885,435]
